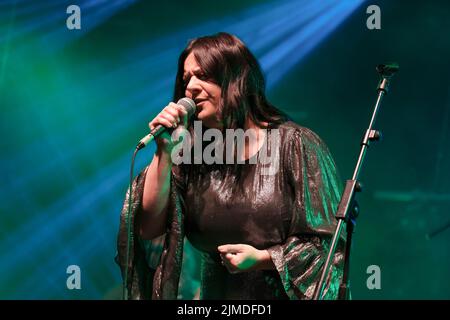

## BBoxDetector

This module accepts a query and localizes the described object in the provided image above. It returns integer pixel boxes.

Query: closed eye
[195,72,207,80]
[183,72,208,86]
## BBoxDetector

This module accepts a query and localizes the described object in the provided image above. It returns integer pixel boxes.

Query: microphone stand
[313,63,399,300]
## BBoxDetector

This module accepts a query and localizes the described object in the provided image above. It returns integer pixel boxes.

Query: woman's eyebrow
[183,68,203,79]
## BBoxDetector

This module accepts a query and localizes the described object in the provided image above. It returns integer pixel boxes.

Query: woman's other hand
[217,244,275,273]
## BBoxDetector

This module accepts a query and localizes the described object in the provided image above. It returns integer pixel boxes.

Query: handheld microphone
[136,97,196,150]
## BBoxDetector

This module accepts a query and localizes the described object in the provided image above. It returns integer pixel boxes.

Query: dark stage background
[1,0,449,299]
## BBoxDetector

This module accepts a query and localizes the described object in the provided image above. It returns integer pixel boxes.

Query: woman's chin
[196,111,210,121]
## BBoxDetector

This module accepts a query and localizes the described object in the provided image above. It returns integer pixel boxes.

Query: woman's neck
[240,118,268,162]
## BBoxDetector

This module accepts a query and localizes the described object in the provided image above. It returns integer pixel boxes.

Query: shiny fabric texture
[116,121,346,299]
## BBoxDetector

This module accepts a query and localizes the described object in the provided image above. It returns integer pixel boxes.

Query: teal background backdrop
[1,0,449,299]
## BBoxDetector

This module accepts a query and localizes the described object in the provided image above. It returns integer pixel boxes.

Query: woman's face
[183,53,222,129]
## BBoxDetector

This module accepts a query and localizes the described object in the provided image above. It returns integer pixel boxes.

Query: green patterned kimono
[116,121,346,299]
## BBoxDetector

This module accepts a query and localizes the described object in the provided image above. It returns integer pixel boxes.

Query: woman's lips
[194,101,204,116]
[196,101,206,114]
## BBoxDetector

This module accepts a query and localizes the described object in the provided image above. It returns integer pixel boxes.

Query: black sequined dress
[116,121,346,300]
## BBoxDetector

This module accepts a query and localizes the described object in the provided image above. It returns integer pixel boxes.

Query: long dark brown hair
[173,32,287,130]
[173,33,288,185]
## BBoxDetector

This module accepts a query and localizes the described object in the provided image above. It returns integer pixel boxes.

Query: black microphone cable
[123,146,139,300]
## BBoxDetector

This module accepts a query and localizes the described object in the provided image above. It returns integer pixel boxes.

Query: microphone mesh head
[177,97,197,117]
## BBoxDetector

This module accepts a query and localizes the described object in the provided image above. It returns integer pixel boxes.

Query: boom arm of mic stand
[313,68,397,300]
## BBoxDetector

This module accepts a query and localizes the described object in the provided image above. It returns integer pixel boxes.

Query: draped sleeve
[115,164,187,300]
[267,125,346,300]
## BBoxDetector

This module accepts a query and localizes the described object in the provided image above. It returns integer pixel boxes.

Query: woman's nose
[186,76,201,96]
